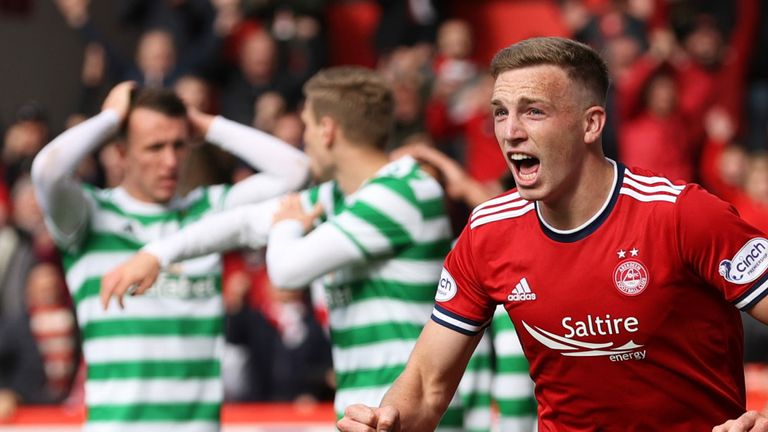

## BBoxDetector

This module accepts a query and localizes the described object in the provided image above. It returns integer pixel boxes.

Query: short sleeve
[677,185,768,310]
[430,223,495,335]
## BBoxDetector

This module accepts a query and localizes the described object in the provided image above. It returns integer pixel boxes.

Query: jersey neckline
[535,159,625,243]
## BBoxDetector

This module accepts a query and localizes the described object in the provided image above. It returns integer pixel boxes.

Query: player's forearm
[266,221,363,289]
[143,200,276,266]
[31,110,118,239]
[206,116,310,190]
[378,368,449,431]
[32,110,118,193]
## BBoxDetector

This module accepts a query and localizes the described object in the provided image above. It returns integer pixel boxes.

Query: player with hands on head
[31,80,309,431]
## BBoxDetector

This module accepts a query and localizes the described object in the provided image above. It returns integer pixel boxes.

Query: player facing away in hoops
[100,67,495,431]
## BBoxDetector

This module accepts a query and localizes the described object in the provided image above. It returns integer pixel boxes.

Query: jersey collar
[535,159,624,243]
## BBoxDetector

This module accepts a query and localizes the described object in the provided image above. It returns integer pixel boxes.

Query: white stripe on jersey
[497,417,537,432]
[359,184,449,242]
[329,298,432,331]
[84,336,220,363]
[84,421,218,432]
[493,375,536,399]
[472,191,522,214]
[77,296,223,327]
[735,278,768,310]
[409,177,444,201]
[332,339,415,373]
[332,211,394,255]
[494,331,526,356]
[471,197,530,221]
[623,176,683,196]
[470,203,535,229]
[86,378,222,405]
[624,169,686,190]
[456,369,493,395]
[432,307,486,333]
[619,187,678,203]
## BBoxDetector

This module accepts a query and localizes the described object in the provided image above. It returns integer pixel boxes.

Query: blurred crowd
[1,0,768,421]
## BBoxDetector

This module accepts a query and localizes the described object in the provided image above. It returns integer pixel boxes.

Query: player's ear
[319,115,336,149]
[583,105,606,145]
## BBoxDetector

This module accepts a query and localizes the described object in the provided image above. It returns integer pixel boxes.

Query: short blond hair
[303,67,394,149]
[491,37,610,106]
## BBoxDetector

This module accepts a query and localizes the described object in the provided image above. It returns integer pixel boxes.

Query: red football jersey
[433,162,768,431]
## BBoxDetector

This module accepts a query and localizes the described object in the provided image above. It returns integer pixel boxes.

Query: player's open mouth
[508,152,540,183]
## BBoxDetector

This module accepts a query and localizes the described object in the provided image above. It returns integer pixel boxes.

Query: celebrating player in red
[337,37,768,431]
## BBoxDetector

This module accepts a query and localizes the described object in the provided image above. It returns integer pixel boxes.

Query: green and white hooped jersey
[302,157,491,431]
[59,185,229,432]
[491,305,537,431]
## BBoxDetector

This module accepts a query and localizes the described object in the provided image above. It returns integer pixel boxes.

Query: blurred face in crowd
[174,76,211,112]
[300,100,334,183]
[274,113,304,148]
[137,30,176,78]
[684,21,723,68]
[12,176,44,233]
[437,19,473,59]
[646,74,677,117]
[240,31,277,83]
[252,91,286,132]
[745,157,768,204]
[492,65,600,204]
[26,263,64,308]
[120,108,190,203]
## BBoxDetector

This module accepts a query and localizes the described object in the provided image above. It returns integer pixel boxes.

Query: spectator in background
[733,154,768,236]
[669,0,758,142]
[173,74,238,195]
[11,177,57,262]
[24,263,78,401]
[0,256,76,424]
[2,104,49,187]
[618,60,695,181]
[220,30,296,125]
[0,182,34,323]
[54,0,222,88]
[698,107,746,203]
[272,112,304,148]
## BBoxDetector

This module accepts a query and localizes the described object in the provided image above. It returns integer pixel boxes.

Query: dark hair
[303,66,394,149]
[120,87,187,136]
[491,37,610,106]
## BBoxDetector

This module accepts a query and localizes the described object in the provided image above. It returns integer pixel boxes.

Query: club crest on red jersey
[613,260,649,296]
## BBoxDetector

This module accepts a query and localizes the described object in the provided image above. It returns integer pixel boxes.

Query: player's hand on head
[102,81,137,122]
[713,411,768,432]
[100,252,161,310]
[337,404,401,432]
[186,106,214,137]
[272,194,323,233]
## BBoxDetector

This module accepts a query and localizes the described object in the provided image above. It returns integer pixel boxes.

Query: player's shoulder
[619,165,689,206]
[468,188,535,230]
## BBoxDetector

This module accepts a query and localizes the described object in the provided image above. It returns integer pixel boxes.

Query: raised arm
[338,321,484,431]
[191,109,310,208]
[265,194,363,288]
[31,81,133,249]
[100,197,279,309]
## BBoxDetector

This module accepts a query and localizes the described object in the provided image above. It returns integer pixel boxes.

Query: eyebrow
[491,97,546,107]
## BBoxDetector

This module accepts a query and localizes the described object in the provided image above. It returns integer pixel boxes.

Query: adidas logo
[508,278,537,301]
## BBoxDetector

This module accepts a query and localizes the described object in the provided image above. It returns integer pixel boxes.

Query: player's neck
[538,156,614,231]
[333,143,390,196]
